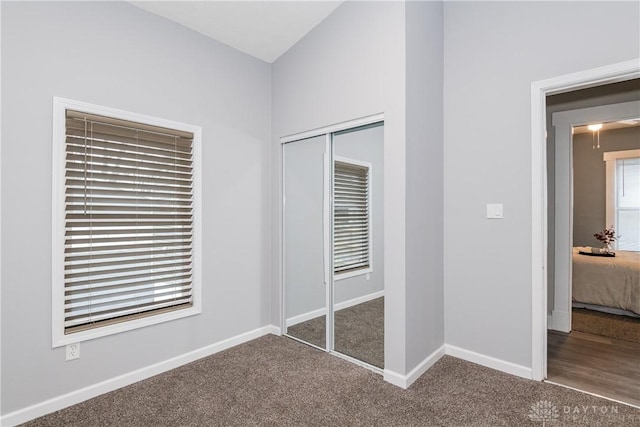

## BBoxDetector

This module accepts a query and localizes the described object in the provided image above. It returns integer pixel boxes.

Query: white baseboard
[286,290,384,327]
[336,290,384,312]
[267,325,282,336]
[444,344,532,380]
[0,325,278,427]
[286,307,325,327]
[548,309,570,332]
[383,344,445,389]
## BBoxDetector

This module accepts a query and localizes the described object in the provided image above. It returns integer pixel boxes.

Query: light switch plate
[486,203,504,219]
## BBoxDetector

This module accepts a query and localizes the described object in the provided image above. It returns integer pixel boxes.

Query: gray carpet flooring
[572,308,640,344]
[23,335,640,427]
[286,297,384,368]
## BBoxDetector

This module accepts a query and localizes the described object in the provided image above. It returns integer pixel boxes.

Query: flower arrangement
[594,226,618,253]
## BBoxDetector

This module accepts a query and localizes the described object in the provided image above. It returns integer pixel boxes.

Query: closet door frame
[280,113,384,354]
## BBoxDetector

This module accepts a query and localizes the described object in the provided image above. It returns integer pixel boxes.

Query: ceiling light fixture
[588,123,603,149]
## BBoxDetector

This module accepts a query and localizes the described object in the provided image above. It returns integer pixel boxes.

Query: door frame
[549,101,640,334]
[530,58,639,381]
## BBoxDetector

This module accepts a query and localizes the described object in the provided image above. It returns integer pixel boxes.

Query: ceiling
[573,119,640,134]
[131,1,343,63]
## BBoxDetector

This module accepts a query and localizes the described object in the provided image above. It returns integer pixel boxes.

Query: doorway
[531,59,640,381]
[546,95,640,406]
[531,59,640,404]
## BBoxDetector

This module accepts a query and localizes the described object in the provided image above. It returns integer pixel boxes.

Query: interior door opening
[544,81,640,407]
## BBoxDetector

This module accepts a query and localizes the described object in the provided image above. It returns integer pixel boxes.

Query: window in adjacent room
[333,158,372,279]
[604,149,640,251]
[52,98,201,346]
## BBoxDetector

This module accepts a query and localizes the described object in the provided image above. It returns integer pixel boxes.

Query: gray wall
[573,127,640,247]
[334,124,385,305]
[443,1,639,368]
[405,0,445,373]
[271,1,409,375]
[1,2,271,415]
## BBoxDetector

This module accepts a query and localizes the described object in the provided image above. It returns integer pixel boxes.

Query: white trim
[603,149,640,162]
[280,113,384,144]
[550,120,574,333]
[51,97,203,348]
[266,325,282,336]
[280,144,287,335]
[552,101,640,128]
[334,268,373,281]
[285,307,327,328]
[0,325,278,427]
[604,149,640,250]
[336,290,383,311]
[383,345,445,389]
[286,290,384,327]
[550,101,640,333]
[0,3,3,415]
[548,310,570,332]
[383,368,407,389]
[325,134,333,351]
[444,344,532,380]
[330,351,383,375]
[545,380,640,410]
[530,59,640,381]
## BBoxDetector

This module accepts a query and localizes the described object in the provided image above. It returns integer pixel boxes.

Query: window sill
[52,305,201,348]
[334,268,372,281]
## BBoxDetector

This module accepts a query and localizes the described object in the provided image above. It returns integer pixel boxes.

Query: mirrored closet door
[283,136,328,349]
[283,121,384,370]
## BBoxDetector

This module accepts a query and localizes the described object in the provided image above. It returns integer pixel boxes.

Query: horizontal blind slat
[63,108,195,334]
[66,135,193,158]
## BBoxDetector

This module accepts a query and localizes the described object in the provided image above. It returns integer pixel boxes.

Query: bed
[572,247,640,317]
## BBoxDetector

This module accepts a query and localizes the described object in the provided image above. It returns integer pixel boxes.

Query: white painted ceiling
[131,1,343,63]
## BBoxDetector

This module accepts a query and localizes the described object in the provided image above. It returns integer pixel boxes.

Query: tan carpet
[572,308,640,344]
[23,335,640,427]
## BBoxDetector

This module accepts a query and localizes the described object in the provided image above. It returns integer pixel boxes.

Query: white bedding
[572,247,640,316]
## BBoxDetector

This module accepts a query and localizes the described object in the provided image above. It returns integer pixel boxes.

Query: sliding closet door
[332,123,384,368]
[283,136,328,349]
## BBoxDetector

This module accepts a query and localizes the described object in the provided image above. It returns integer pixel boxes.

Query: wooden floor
[548,330,640,407]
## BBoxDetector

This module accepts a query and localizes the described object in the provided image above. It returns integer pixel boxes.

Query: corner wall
[405,0,445,373]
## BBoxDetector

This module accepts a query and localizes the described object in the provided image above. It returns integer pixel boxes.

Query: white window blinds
[334,160,371,275]
[64,109,194,334]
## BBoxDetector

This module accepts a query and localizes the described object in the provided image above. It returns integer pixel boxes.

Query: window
[604,149,640,251]
[52,98,201,346]
[333,158,372,278]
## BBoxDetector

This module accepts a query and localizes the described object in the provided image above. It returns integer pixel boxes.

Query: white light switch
[486,203,504,219]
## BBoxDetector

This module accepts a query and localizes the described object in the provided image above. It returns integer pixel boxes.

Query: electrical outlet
[66,343,80,361]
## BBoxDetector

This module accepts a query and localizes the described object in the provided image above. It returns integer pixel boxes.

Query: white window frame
[52,97,202,347]
[604,149,640,251]
[333,156,373,281]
